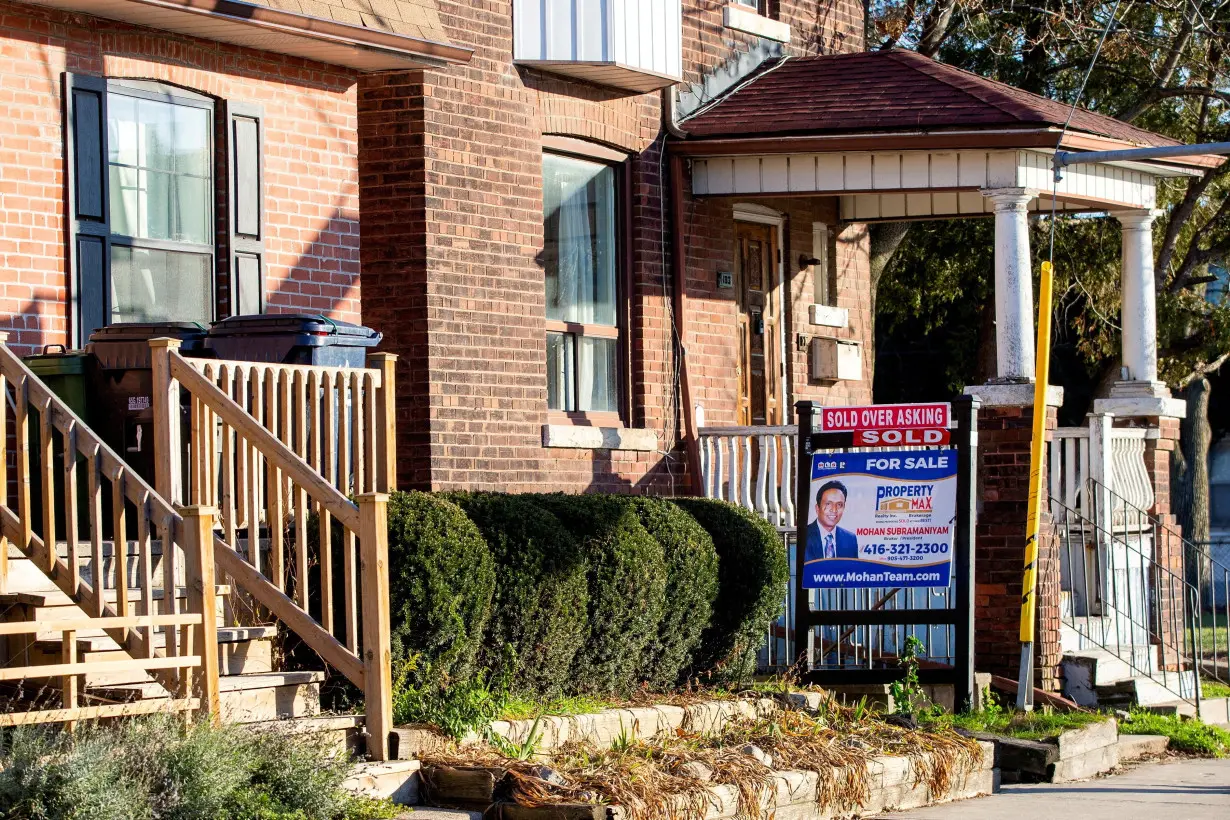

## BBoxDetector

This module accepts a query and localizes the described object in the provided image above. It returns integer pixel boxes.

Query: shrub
[382,491,495,691]
[446,492,589,698]
[670,498,789,682]
[628,497,720,688]
[0,716,397,820]
[532,493,667,694]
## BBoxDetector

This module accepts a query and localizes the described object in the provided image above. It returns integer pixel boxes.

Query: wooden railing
[1049,414,1154,527]
[0,339,218,726]
[697,425,797,528]
[153,342,394,760]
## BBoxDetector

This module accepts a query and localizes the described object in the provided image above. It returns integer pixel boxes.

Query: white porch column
[984,188,1036,381]
[1117,210,1159,384]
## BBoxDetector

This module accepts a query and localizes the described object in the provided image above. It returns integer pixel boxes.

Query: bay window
[543,152,624,417]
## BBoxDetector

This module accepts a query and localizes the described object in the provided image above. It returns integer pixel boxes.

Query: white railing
[1049,414,1153,526]
[697,425,797,528]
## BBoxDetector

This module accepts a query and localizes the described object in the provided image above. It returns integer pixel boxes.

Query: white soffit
[21,0,469,72]
[690,149,1159,212]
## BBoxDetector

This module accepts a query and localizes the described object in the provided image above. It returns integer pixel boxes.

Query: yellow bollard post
[1016,260,1055,711]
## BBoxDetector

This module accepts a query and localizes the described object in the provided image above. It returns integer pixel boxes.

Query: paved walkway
[875,757,1230,819]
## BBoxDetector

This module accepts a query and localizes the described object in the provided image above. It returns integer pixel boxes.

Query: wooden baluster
[343,525,359,653]
[1048,437,1060,520]
[282,369,294,505]
[150,338,182,505]
[741,435,753,509]
[218,366,237,628]
[364,372,377,495]
[190,391,202,505]
[780,435,794,522]
[350,371,364,495]
[267,368,284,592]
[181,505,220,722]
[766,435,781,525]
[112,468,128,619]
[235,367,249,534]
[87,449,104,618]
[14,374,32,562]
[294,371,309,608]
[131,502,149,629]
[338,372,351,495]
[61,627,78,722]
[727,435,739,507]
[698,436,710,498]
[64,422,80,596]
[246,370,263,577]
[358,493,392,761]
[318,371,335,633]
[160,497,180,661]
[1064,436,1077,511]
[714,436,727,501]
[39,395,55,573]
[755,436,769,518]
[368,353,398,492]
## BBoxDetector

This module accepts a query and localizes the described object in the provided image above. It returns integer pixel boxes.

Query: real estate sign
[803,449,957,589]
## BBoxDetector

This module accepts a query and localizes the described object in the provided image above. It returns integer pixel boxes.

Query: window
[66,75,266,344]
[543,152,622,416]
[107,87,214,325]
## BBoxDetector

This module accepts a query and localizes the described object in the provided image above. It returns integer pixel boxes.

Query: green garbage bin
[23,346,91,543]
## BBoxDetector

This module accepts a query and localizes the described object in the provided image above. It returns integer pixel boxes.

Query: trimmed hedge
[532,494,667,694]
[385,491,495,688]
[670,498,788,682]
[629,497,720,688]
[445,492,589,698]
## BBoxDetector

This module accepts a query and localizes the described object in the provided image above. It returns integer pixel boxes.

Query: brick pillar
[966,385,1063,690]
[1145,415,1185,669]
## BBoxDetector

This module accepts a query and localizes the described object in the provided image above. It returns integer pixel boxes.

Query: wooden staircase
[0,338,398,759]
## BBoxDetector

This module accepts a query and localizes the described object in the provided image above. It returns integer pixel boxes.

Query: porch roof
[18,0,472,71]
[673,50,1223,218]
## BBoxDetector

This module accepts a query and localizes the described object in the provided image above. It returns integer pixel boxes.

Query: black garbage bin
[205,314,382,367]
[86,322,210,492]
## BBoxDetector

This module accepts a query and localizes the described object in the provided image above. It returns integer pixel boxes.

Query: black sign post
[792,395,979,709]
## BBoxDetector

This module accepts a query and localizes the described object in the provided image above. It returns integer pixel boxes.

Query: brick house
[0,0,470,354]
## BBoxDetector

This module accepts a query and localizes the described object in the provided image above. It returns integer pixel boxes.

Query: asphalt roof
[681,49,1178,148]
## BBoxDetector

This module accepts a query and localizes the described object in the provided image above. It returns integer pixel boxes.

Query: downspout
[662,87,703,494]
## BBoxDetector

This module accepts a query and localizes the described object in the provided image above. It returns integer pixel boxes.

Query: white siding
[514,0,682,89]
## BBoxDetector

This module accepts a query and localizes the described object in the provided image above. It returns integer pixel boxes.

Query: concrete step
[1062,648,1157,706]
[1117,733,1169,762]
[248,714,364,756]
[1095,672,1198,708]
[89,671,323,723]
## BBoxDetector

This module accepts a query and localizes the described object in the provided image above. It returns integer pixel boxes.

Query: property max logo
[875,484,934,513]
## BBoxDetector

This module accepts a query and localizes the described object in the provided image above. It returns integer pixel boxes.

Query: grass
[1202,678,1230,699]
[1118,710,1230,757]
[499,695,621,721]
[0,715,398,820]
[1188,611,1229,655]
[929,708,1108,742]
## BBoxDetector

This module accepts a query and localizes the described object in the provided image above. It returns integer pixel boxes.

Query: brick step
[89,671,324,723]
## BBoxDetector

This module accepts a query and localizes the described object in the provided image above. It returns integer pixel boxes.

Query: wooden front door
[735,221,781,426]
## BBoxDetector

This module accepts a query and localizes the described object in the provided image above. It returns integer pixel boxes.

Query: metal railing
[1055,477,1224,708]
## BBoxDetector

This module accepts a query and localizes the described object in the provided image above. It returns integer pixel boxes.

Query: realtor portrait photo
[805,480,860,561]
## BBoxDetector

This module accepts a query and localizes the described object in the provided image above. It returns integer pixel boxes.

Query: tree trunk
[868,222,912,378]
[1175,377,1212,605]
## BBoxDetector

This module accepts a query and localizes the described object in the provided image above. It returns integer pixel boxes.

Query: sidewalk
[874,757,1230,819]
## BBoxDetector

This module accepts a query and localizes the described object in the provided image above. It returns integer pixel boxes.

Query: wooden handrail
[168,351,360,532]
[699,425,799,437]
[0,613,203,636]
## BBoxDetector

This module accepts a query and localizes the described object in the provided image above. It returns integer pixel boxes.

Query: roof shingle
[249,0,449,43]
[682,50,1177,148]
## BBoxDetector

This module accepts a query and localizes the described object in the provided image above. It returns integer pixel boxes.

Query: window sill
[809,304,849,328]
[542,424,658,452]
[723,5,792,43]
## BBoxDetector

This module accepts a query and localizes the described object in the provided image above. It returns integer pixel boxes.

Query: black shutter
[65,73,109,345]
[227,102,264,316]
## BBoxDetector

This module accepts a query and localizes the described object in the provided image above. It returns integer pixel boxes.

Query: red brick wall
[0,2,361,354]
[360,0,870,492]
[974,403,1061,689]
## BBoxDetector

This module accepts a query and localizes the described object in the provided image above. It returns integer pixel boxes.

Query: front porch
[671,49,1222,706]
